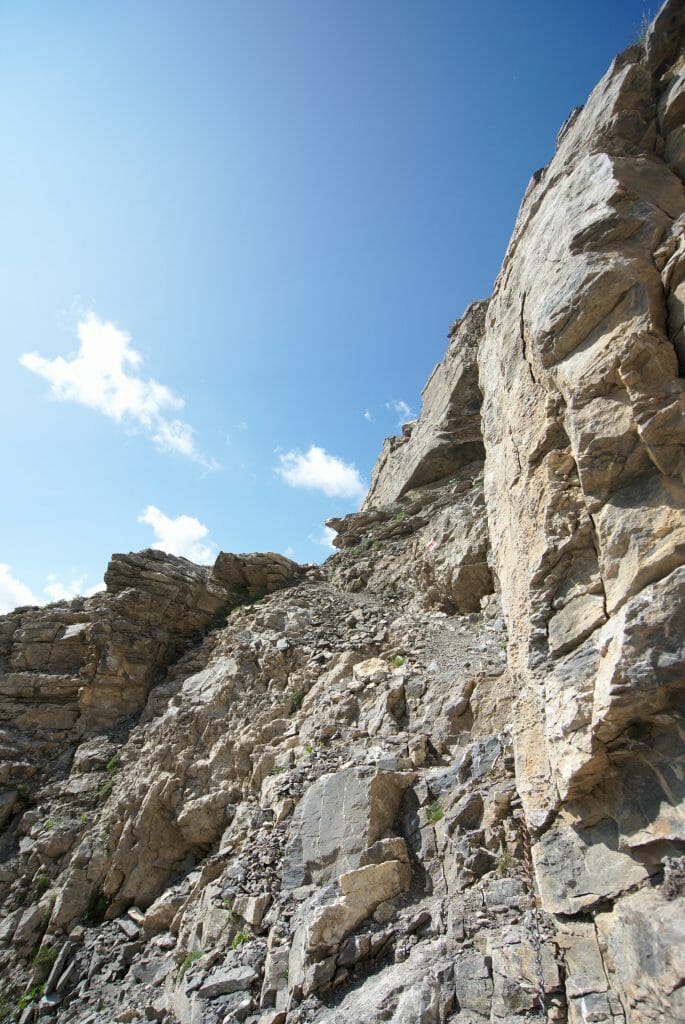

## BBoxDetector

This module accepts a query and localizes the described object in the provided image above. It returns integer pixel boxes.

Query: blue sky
[1,0,651,610]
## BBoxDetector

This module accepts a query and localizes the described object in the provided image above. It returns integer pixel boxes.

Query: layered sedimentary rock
[1,5,684,1024]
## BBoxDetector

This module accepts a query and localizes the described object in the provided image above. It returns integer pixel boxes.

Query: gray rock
[198,965,258,998]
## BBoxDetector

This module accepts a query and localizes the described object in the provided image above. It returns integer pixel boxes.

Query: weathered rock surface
[1,6,684,1024]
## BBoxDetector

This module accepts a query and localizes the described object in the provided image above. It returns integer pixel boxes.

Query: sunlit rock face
[0,5,684,1023]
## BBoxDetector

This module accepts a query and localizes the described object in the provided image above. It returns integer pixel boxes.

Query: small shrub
[270,765,286,775]
[388,654,406,668]
[427,803,444,823]
[106,754,120,776]
[392,511,407,524]
[98,780,114,803]
[43,816,56,830]
[29,875,50,900]
[79,811,90,827]
[17,985,45,1011]
[303,744,315,755]
[497,838,511,873]
[288,690,304,714]
[231,931,250,949]
[177,949,204,981]
[32,944,57,971]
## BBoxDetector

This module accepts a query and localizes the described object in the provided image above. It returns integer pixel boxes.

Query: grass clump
[29,875,50,901]
[32,944,57,971]
[427,803,444,823]
[17,984,45,1011]
[106,754,120,776]
[177,949,204,981]
[231,931,250,949]
[98,779,114,803]
[496,837,511,873]
[288,690,304,714]
[388,654,406,668]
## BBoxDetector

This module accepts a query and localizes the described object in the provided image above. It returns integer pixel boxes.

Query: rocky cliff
[1,5,684,1023]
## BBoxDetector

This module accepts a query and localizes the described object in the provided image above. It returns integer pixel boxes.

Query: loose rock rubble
[1,5,684,1023]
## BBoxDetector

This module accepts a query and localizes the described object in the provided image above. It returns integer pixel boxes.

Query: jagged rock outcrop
[1,5,684,1024]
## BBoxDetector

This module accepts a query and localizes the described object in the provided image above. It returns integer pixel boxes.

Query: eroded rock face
[363,301,487,509]
[1,6,684,1024]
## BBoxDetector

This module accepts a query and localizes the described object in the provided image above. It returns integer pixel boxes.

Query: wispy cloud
[44,572,88,602]
[363,409,374,423]
[309,525,337,551]
[0,565,105,614]
[385,399,415,425]
[20,312,218,469]
[276,445,366,500]
[0,564,40,613]
[138,505,216,564]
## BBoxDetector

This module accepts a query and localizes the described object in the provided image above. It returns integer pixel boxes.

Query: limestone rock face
[1,7,685,1024]
[363,301,487,509]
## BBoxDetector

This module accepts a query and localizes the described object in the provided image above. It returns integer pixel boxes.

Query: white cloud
[276,445,366,500]
[138,505,216,564]
[43,573,88,602]
[363,409,374,423]
[20,312,217,468]
[385,399,415,425]
[0,566,105,614]
[0,564,40,613]
[309,526,337,551]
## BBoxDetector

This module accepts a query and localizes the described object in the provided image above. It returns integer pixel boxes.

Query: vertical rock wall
[477,5,685,1020]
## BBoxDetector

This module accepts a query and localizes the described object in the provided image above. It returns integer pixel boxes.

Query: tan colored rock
[363,302,487,508]
[282,765,414,889]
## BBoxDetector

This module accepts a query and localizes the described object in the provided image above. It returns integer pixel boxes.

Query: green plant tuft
[177,949,204,981]
[106,754,120,776]
[98,779,114,803]
[231,930,250,948]
[32,944,57,970]
[496,837,511,873]
[388,654,406,668]
[427,803,444,823]
[288,690,304,714]
[17,984,45,1011]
